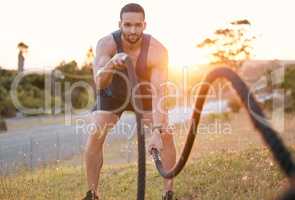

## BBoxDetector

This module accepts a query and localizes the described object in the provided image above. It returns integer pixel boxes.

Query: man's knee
[88,111,119,140]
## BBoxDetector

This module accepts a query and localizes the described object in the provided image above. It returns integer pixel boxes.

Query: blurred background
[1,0,295,199]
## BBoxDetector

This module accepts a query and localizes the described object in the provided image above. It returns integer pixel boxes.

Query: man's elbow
[95,76,111,90]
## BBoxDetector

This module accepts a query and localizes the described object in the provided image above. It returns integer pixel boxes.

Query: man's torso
[94,30,167,114]
[99,30,164,96]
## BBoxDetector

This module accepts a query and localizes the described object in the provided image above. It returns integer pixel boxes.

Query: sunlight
[0,0,294,70]
[168,46,210,72]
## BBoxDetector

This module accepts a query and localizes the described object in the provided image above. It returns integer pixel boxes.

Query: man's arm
[151,45,169,130]
[147,43,169,154]
[93,36,115,89]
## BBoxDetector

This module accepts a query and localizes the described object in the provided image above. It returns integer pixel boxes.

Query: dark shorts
[92,95,152,117]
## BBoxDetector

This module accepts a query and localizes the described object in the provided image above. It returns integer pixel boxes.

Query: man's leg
[142,112,176,193]
[160,133,176,192]
[84,111,119,197]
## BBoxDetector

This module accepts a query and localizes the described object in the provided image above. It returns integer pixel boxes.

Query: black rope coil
[124,56,295,200]
[125,57,146,200]
[151,67,295,180]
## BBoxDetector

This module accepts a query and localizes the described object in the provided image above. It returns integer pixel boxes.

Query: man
[82,3,176,200]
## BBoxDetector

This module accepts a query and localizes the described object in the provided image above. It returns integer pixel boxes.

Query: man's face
[119,12,146,44]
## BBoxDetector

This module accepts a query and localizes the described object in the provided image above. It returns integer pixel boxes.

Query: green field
[0,147,289,200]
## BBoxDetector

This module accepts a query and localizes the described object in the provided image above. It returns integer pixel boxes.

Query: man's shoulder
[149,36,168,54]
[147,35,168,67]
[96,34,117,52]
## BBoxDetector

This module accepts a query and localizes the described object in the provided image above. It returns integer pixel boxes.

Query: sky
[0,0,294,70]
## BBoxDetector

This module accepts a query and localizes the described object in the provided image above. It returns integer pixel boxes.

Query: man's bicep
[93,38,113,72]
[150,48,169,124]
[151,49,168,85]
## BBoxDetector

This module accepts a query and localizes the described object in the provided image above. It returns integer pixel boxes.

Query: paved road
[0,105,225,175]
[0,112,139,175]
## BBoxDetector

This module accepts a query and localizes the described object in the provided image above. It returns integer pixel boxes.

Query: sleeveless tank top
[99,30,152,100]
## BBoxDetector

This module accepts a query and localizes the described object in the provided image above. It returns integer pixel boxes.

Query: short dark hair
[120,3,145,20]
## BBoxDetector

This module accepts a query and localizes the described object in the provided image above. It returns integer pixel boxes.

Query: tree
[17,42,29,72]
[85,47,94,67]
[197,19,256,69]
[281,65,295,112]
[0,116,7,132]
[54,60,95,111]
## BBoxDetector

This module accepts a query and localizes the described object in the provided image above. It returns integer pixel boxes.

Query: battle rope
[124,56,295,199]
[125,57,146,200]
[151,67,295,180]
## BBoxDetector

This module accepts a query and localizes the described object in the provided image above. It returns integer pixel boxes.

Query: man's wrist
[106,59,115,69]
[152,124,162,133]
[152,124,173,134]
[95,60,115,78]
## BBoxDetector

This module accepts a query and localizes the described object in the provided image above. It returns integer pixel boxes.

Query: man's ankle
[85,190,99,200]
[163,190,173,194]
[162,190,174,200]
[87,190,97,196]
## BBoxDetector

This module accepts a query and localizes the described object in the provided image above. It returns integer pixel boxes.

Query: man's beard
[122,32,143,44]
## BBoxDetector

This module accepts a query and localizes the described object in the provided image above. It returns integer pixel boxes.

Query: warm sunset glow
[0,0,294,70]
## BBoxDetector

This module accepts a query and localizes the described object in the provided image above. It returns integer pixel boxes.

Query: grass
[0,147,288,200]
[2,110,295,199]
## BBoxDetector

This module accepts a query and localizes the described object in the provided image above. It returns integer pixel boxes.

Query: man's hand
[148,129,163,155]
[110,53,128,69]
